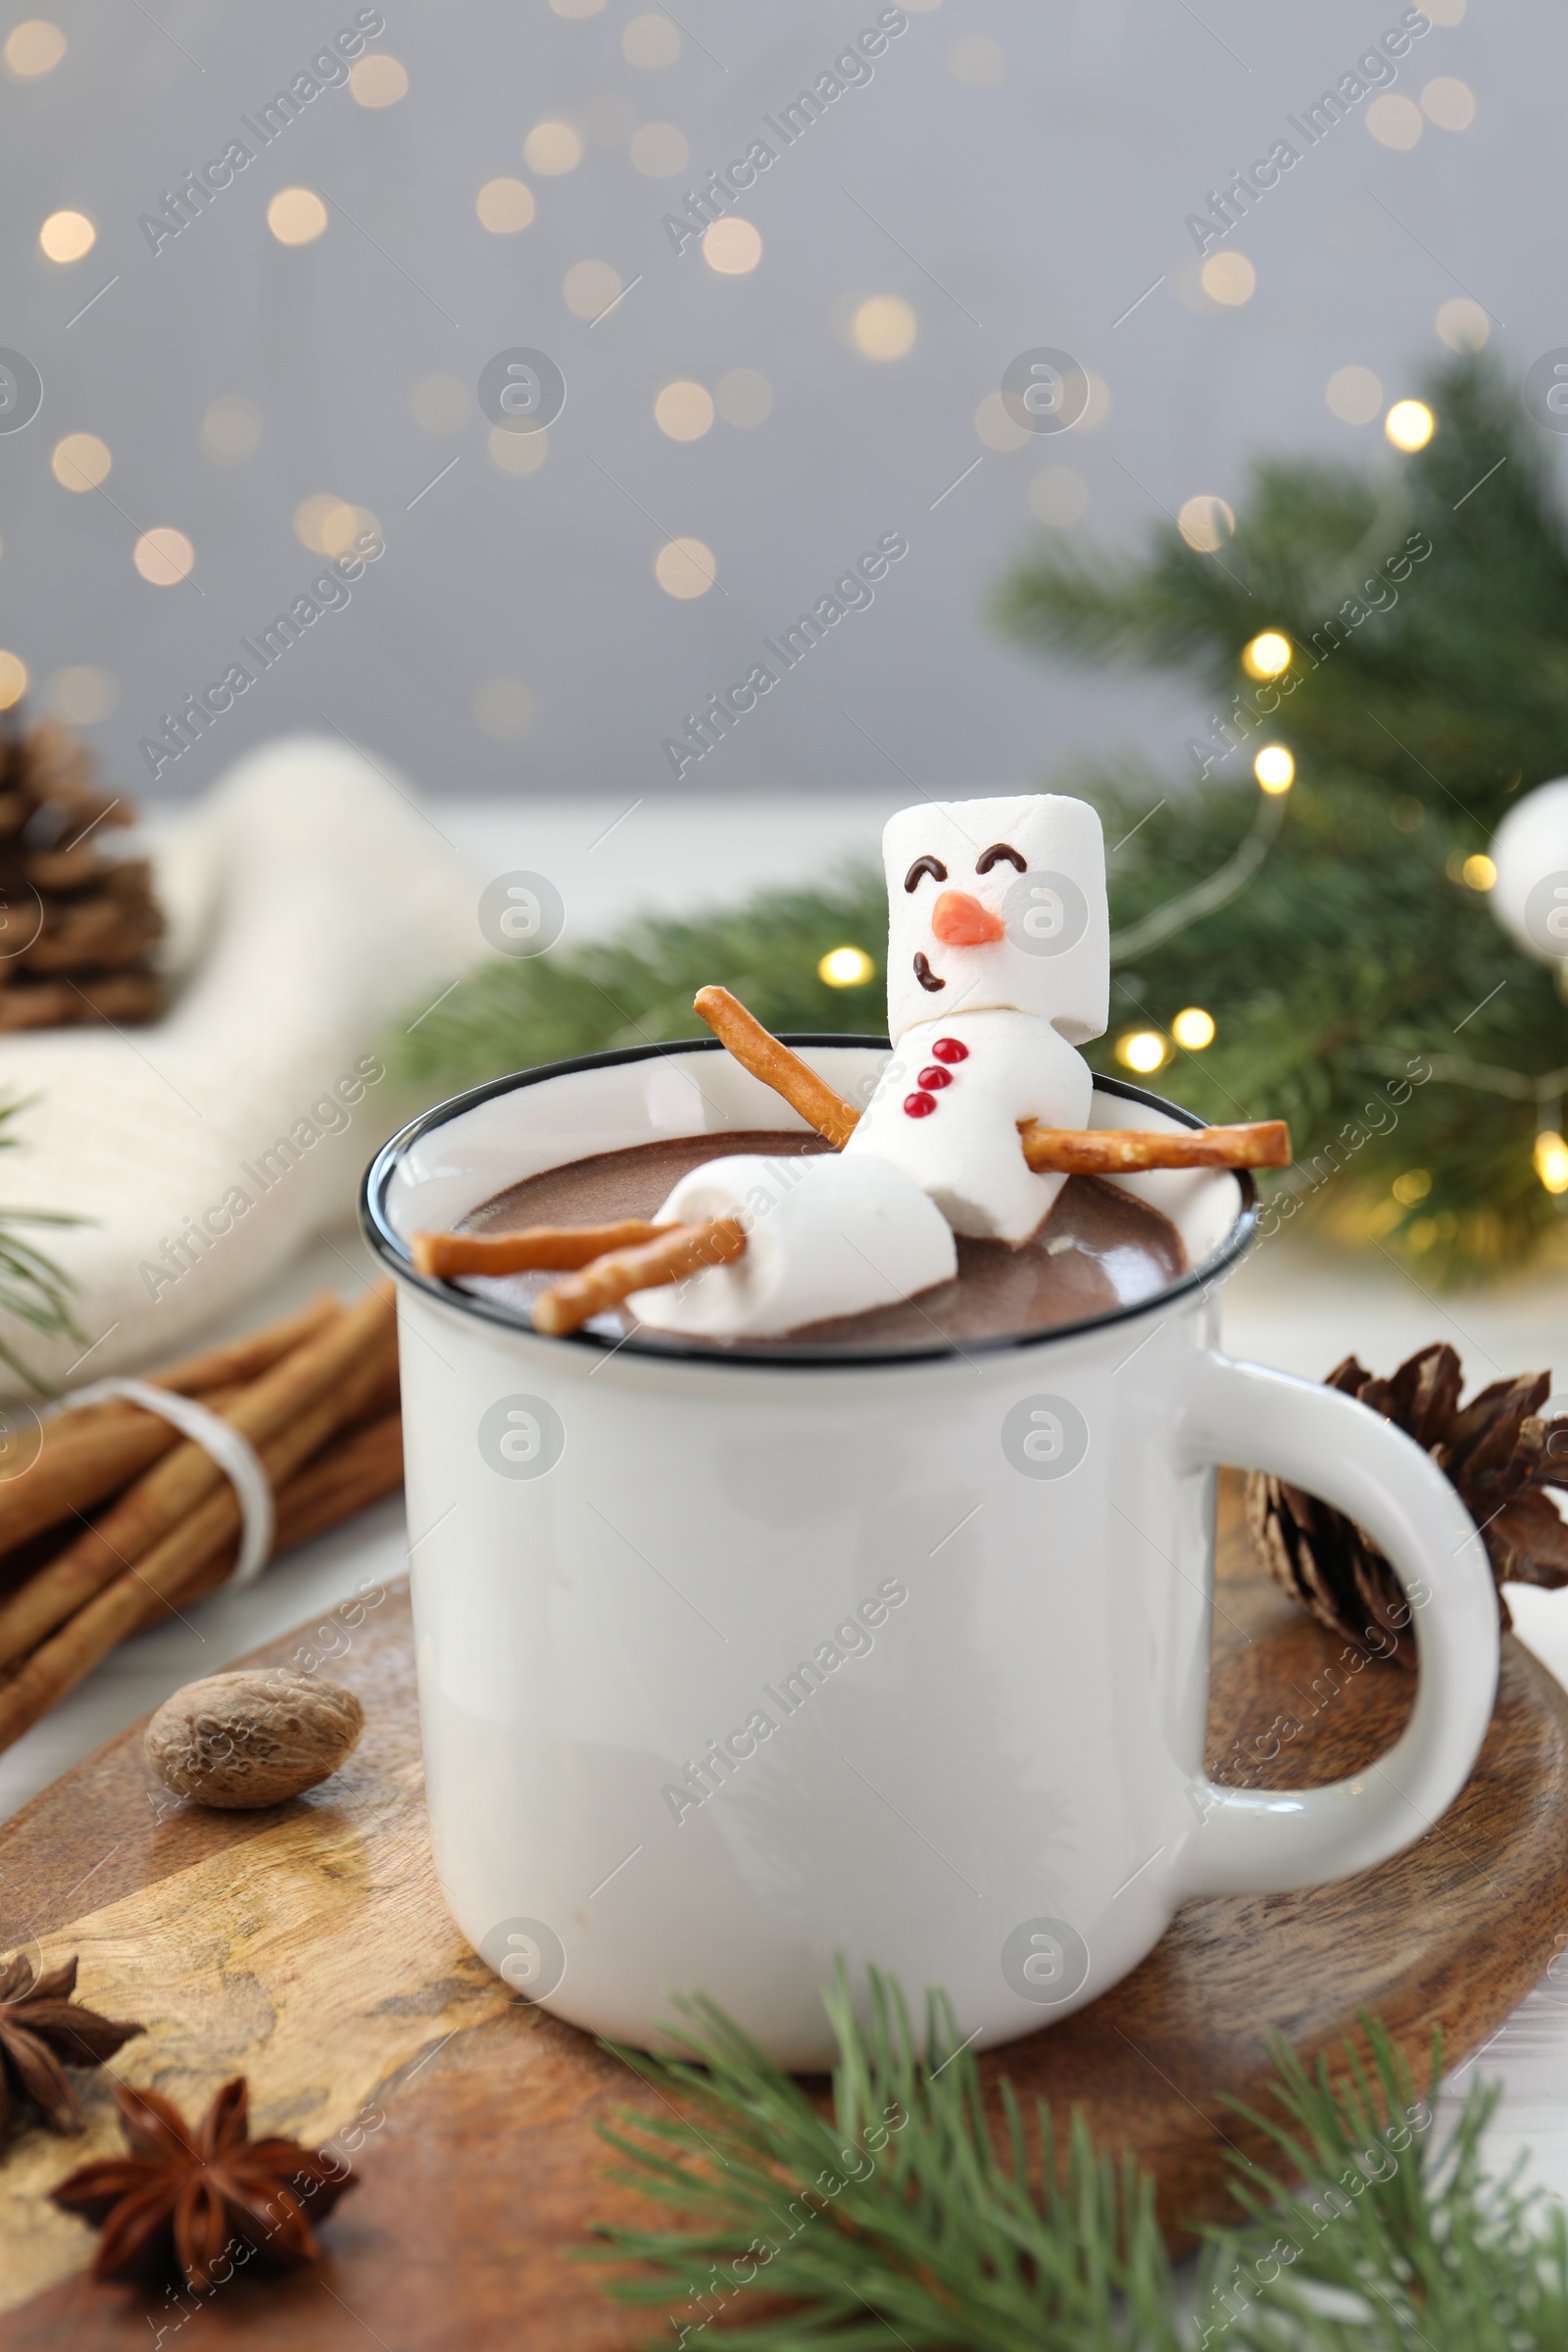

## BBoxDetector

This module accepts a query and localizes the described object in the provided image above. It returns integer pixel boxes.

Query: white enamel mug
[363,1039,1499,2068]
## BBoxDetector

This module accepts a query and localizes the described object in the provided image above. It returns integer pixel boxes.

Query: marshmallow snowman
[843,794,1109,1242]
[632,790,1109,1336]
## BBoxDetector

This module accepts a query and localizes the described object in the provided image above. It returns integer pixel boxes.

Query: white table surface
[6,790,1567,2209]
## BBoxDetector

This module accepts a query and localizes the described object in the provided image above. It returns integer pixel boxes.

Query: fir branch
[588,1966,1193,2350]
[1214,2028,1568,2350]
[387,868,890,1098]
[995,349,1568,1283]
[586,1974,1566,2351]
[0,1094,84,1394]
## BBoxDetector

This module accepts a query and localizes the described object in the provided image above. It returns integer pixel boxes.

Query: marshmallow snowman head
[881,794,1109,1048]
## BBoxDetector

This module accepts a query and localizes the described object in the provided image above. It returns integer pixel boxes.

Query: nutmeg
[145,1669,364,1809]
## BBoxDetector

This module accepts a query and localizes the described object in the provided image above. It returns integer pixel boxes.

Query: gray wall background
[0,0,1546,805]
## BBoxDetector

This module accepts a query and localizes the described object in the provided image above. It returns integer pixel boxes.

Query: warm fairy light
[1177,494,1234,553]
[1116,1030,1167,1074]
[1392,1167,1432,1205]
[1536,1133,1568,1196]
[1366,94,1422,149]
[655,380,714,441]
[1325,366,1383,425]
[412,374,468,432]
[818,946,875,987]
[1254,745,1296,793]
[563,259,623,319]
[476,177,535,233]
[39,209,94,262]
[1462,853,1496,891]
[292,497,377,557]
[45,663,117,722]
[1200,251,1255,306]
[973,391,1030,453]
[1435,298,1488,353]
[524,121,583,174]
[0,653,26,710]
[852,295,916,359]
[4,21,67,76]
[1385,399,1435,452]
[655,537,716,598]
[1031,467,1088,527]
[51,431,111,490]
[703,218,761,274]
[1171,1007,1216,1051]
[350,53,408,106]
[132,528,194,586]
[1243,630,1292,678]
[489,424,548,474]
[201,396,262,463]
[630,122,688,175]
[1422,75,1476,130]
[268,188,327,244]
[623,13,680,65]
[294,493,345,552]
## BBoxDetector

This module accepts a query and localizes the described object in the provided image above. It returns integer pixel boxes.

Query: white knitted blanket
[0,736,480,1396]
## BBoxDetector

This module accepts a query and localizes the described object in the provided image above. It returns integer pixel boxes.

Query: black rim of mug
[359,1036,1260,1371]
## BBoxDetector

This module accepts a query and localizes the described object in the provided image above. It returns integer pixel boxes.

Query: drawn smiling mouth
[912,952,945,993]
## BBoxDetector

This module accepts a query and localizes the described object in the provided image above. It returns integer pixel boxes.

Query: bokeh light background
[0,0,1540,800]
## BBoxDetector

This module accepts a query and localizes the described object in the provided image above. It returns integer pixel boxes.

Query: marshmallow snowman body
[845,791,1109,1243]
[630,787,1111,1327]
[629,1151,956,1339]
[844,1009,1092,1242]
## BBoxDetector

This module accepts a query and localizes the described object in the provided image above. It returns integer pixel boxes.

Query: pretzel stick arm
[533,1218,748,1337]
[1019,1119,1291,1174]
[412,1222,675,1279]
[693,987,860,1148]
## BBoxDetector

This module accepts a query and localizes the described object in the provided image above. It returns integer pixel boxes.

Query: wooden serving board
[0,1475,1565,2347]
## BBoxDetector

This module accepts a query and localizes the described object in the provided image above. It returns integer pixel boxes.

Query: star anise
[1248,1342,1568,1668]
[0,1951,143,2144]
[52,2076,356,2291]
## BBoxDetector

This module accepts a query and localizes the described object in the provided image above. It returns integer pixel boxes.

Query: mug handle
[1173,1351,1499,1898]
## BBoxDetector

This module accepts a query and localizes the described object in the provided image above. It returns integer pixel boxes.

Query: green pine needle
[0,1094,84,1394]
[585,1973,1567,2350]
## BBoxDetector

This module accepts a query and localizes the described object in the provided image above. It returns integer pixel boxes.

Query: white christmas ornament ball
[1490,778,1568,962]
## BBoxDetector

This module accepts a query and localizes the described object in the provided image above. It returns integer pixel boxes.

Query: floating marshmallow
[845,1008,1093,1244]
[628,1152,956,1339]
[881,794,1109,1049]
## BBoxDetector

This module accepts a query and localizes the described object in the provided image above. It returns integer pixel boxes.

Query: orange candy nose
[930,889,1005,948]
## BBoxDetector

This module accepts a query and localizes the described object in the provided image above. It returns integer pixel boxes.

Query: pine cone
[0,717,165,1028]
[1246,1344,1568,1670]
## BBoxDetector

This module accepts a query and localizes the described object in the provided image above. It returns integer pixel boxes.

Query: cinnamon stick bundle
[0,1288,405,1756]
[0,1294,340,1558]
[0,1289,394,1670]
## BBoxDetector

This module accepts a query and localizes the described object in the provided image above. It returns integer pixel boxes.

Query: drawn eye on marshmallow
[904,856,948,892]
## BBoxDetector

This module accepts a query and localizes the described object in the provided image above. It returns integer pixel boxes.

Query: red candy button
[931,1037,968,1063]
[917,1065,953,1090]
[904,1091,938,1117]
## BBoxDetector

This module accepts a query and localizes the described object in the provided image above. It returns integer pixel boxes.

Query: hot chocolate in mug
[363,1038,1498,2068]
